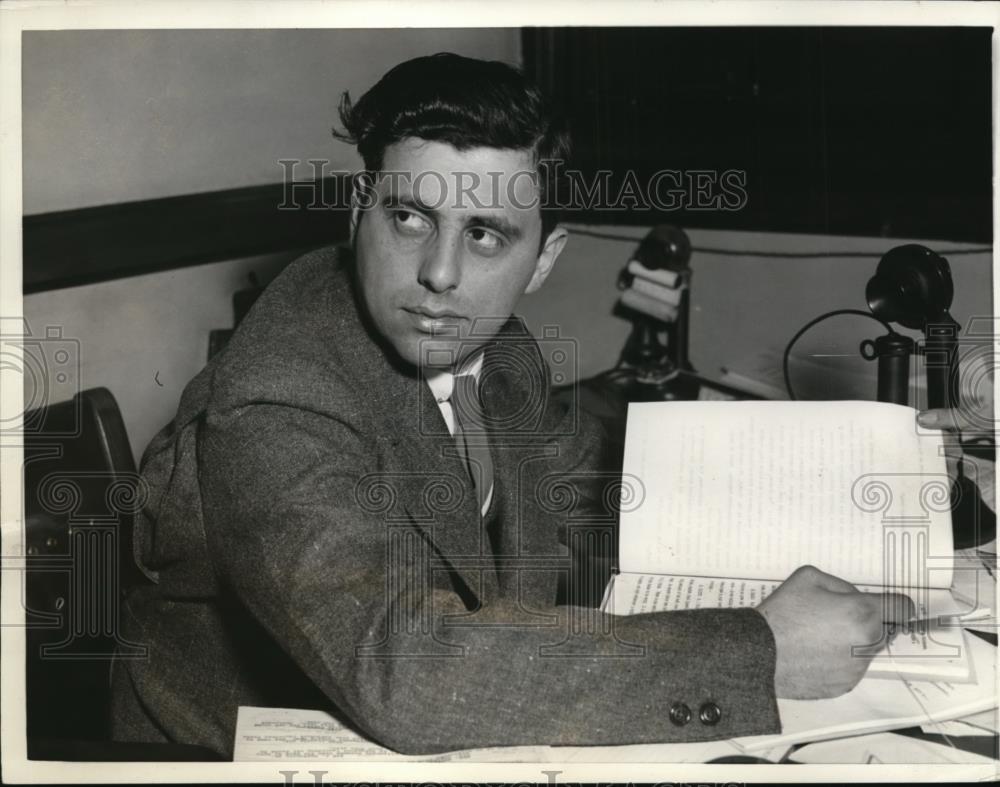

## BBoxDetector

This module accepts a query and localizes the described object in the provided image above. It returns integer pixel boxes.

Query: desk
[546,372,999,764]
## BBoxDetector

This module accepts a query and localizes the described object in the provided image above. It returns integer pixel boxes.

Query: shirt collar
[424,351,485,404]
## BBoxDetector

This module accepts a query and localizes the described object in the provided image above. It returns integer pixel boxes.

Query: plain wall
[23,228,992,465]
[22,251,299,462]
[22,28,522,214]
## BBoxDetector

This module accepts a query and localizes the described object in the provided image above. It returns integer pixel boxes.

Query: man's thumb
[917,408,955,430]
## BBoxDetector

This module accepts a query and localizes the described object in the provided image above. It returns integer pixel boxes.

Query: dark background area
[524,26,993,243]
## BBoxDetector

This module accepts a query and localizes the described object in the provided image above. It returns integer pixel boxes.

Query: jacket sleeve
[198,401,781,755]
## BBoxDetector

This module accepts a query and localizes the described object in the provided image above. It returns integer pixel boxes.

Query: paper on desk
[232,706,788,763]
[919,719,981,736]
[956,708,1000,734]
[733,631,997,753]
[790,732,997,764]
[951,545,997,629]
[919,719,994,737]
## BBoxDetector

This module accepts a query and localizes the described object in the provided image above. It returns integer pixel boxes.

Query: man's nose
[417,235,462,293]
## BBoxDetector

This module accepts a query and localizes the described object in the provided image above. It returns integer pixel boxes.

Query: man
[112,53,914,758]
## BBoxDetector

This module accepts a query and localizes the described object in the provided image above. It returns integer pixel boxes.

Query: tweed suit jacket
[111,245,781,757]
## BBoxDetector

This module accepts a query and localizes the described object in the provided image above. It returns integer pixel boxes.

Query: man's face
[352,138,566,370]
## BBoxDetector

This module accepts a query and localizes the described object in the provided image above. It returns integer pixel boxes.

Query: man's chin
[393,335,478,372]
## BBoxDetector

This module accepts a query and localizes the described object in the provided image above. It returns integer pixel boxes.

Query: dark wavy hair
[333,52,570,246]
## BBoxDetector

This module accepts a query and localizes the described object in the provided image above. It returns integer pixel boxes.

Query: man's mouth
[403,306,465,335]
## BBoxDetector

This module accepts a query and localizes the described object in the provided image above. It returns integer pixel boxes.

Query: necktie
[450,373,494,515]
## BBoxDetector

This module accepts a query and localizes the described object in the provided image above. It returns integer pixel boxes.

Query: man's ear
[349,170,376,246]
[524,226,568,295]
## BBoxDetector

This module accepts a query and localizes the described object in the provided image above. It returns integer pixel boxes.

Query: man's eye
[393,210,431,234]
[467,228,504,254]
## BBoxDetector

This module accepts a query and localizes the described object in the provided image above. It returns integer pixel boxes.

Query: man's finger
[877,592,917,625]
[917,408,961,431]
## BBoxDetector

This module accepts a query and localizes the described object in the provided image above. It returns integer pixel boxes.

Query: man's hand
[756,565,915,699]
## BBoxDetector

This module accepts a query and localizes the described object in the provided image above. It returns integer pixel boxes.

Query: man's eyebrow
[382,193,434,213]
[465,214,523,240]
[383,193,525,240]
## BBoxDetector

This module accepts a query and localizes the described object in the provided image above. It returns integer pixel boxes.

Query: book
[602,400,986,681]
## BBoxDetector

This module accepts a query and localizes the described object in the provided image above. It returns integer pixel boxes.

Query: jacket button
[699,701,722,725]
[668,702,692,726]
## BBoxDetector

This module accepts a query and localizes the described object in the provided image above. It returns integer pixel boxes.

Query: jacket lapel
[478,321,564,601]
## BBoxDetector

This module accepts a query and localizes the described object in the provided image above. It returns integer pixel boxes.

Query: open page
[619,401,953,590]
